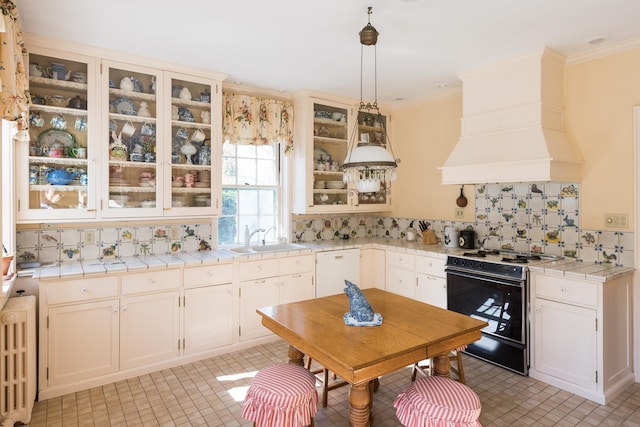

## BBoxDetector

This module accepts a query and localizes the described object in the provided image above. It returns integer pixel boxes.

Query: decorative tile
[60,229,81,246]
[16,230,38,248]
[40,230,60,247]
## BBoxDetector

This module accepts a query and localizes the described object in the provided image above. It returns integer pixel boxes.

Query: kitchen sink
[226,243,305,254]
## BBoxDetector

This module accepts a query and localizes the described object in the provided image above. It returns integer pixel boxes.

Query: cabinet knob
[561,287,567,292]
[81,288,87,292]
[122,307,127,312]
[207,271,213,277]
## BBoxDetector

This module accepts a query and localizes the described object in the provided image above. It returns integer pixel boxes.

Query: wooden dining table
[256,288,488,427]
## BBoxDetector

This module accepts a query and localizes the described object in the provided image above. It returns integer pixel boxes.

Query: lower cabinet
[184,284,233,354]
[120,291,181,370]
[360,248,385,289]
[386,250,416,298]
[47,299,119,387]
[529,271,634,404]
[415,254,447,308]
[239,254,314,342]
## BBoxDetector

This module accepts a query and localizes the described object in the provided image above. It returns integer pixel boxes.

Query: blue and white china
[47,63,72,81]
[109,119,118,132]
[172,85,183,98]
[31,94,45,105]
[178,107,195,122]
[130,152,144,162]
[176,127,189,140]
[200,89,210,103]
[141,122,155,136]
[45,95,70,107]
[114,98,137,115]
[171,154,181,164]
[198,143,211,166]
[74,117,87,132]
[144,152,155,163]
[80,173,88,186]
[29,112,44,128]
[29,167,38,184]
[109,79,116,88]
[72,72,87,83]
[129,76,143,93]
[50,114,67,130]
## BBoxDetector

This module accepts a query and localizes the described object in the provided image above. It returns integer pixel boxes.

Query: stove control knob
[468,260,475,269]
[477,262,484,270]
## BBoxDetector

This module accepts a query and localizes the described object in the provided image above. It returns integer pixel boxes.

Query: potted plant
[2,244,13,276]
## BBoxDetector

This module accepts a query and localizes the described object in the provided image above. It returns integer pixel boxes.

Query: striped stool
[242,363,319,427]
[394,376,482,427]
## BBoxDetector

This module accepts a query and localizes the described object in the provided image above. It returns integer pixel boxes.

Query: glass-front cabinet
[164,72,217,215]
[19,49,98,221]
[101,61,163,217]
[100,62,220,218]
[292,93,392,213]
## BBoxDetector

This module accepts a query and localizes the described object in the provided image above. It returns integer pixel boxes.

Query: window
[218,142,279,245]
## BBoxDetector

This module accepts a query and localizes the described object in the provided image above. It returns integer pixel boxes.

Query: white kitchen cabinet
[46,299,119,387]
[120,291,181,370]
[415,254,447,308]
[40,276,120,391]
[292,92,392,213]
[184,284,233,354]
[529,271,634,404]
[386,250,416,298]
[20,47,99,222]
[360,248,385,289]
[315,248,360,297]
[239,254,314,341]
[183,262,234,353]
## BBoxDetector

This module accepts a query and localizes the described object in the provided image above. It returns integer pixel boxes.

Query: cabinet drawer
[239,259,279,281]
[387,250,415,270]
[415,255,446,277]
[279,254,314,275]
[183,263,233,288]
[535,274,598,307]
[47,276,118,305]
[121,269,181,295]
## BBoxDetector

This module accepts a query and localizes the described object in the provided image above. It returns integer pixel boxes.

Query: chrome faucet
[261,226,277,245]
[244,225,265,246]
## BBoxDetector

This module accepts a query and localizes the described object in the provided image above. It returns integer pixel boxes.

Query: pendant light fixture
[343,6,398,195]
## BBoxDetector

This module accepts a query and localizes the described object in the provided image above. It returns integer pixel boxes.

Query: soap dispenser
[406,221,418,242]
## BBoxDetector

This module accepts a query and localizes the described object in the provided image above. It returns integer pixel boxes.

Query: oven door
[446,268,528,375]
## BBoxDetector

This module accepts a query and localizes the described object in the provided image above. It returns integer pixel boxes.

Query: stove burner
[463,250,500,258]
[502,257,529,264]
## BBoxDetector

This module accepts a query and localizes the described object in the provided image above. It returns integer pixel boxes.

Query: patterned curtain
[0,1,29,130]
[222,92,294,154]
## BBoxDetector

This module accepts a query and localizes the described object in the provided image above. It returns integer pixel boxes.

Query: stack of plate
[314,180,326,189]
[326,181,346,189]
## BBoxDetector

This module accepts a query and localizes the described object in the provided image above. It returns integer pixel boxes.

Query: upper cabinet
[19,48,99,221]
[18,36,225,223]
[292,92,392,213]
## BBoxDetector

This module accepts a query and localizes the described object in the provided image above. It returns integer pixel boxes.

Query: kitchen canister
[459,228,475,249]
[443,227,459,248]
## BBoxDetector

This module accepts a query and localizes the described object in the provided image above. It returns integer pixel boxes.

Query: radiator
[0,296,36,427]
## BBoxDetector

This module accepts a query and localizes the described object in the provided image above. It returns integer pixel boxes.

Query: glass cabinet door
[164,72,217,214]
[101,61,163,217]
[312,101,349,208]
[20,50,97,221]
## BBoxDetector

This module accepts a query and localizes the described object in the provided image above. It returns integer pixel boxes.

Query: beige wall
[390,47,640,230]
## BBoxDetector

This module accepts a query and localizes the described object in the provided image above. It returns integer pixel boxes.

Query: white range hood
[440,47,582,184]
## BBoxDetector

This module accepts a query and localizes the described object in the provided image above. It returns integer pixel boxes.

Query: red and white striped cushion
[242,363,319,427]
[394,376,482,427]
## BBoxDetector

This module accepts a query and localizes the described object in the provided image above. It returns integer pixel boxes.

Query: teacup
[121,120,136,137]
[74,117,87,132]
[50,114,67,130]
[72,72,87,83]
[191,128,206,143]
[72,147,87,159]
[141,122,155,136]
[29,112,44,128]
[176,127,188,140]
[29,63,46,78]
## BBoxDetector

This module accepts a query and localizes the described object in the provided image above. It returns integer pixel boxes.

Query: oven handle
[445,268,525,287]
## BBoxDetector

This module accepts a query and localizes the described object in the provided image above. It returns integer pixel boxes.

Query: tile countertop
[22,237,632,282]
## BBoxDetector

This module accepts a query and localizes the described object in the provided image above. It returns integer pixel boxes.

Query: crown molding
[567,36,640,65]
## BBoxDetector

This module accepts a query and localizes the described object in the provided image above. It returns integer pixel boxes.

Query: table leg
[432,353,452,377]
[349,382,372,427]
[287,345,304,366]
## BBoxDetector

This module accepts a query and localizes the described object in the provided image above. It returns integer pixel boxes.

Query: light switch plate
[169,226,180,240]
[455,207,465,218]
[85,230,95,245]
[604,213,628,228]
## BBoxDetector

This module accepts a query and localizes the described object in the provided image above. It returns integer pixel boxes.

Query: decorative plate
[178,107,195,122]
[314,147,331,161]
[37,129,77,150]
[114,98,137,115]
[129,76,144,93]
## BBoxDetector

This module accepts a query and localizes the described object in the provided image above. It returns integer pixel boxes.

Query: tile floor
[27,339,640,426]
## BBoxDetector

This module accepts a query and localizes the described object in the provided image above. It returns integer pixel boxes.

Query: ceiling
[17,0,640,105]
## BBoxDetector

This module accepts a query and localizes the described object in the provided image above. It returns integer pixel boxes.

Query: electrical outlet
[85,230,95,245]
[604,213,628,228]
[169,227,180,240]
[455,207,465,218]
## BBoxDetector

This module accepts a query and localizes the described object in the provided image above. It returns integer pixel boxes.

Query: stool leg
[456,351,466,384]
[322,368,329,407]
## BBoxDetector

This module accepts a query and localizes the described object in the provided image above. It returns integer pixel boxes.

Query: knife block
[422,229,438,244]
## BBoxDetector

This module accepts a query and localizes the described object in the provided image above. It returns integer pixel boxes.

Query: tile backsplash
[15,182,634,267]
[291,182,634,267]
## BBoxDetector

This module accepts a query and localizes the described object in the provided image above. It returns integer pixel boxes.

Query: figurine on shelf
[201,110,211,124]
[198,141,211,166]
[138,101,151,118]
[180,141,197,165]
[171,105,179,120]
[110,131,128,160]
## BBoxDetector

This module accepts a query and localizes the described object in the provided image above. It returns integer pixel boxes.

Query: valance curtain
[222,92,294,154]
[0,0,29,130]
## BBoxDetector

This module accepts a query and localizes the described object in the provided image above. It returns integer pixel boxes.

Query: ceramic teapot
[119,77,134,91]
[47,168,78,185]
[45,95,71,107]
[67,95,87,110]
